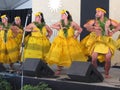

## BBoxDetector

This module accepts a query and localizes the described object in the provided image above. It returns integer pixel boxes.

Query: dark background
[0,8,32,27]
[80,0,109,40]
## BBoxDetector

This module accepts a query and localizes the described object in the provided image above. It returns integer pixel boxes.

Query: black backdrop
[80,0,109,40]
[0,8,32,27]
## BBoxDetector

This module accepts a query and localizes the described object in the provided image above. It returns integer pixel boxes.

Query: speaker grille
[67,61,104,83]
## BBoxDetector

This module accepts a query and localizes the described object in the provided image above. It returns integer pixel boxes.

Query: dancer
[83,8,118,78]
[14,16,23,29]
[12,16,23,46]
[24,12,53,61]
[0,15,19,70]
[46,10,87,75]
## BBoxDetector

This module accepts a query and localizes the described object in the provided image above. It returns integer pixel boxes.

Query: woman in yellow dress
[46,10,87,75]
[81,8,118,78]
[13,16,23,46]
[0,15,19,70]
[24,12,53,61]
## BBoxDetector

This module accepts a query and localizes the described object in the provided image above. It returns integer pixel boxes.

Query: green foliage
[22,85,35,90]
[22,82,52,90]
[0,76,12,90]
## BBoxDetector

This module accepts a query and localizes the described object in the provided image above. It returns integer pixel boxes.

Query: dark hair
[12,21,17,26]
[11,21,22,29]
[40,13,45,23]
[66,11,73,21]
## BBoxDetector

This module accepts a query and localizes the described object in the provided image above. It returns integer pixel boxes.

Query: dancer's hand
[62,27,67,30]
[32,30,38,32]
[47,34,50,38]
[108,32,113,36]
[74,35,77,39]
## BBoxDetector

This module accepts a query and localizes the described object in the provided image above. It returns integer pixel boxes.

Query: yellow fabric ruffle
[46,27,88,67]
[80,32,97,56]
[24,27,51,61]
[14,29,23,46]
[80,32,117,62]
[0,30,19,64]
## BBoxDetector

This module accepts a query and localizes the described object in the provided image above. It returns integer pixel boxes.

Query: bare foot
[105,75,112,79]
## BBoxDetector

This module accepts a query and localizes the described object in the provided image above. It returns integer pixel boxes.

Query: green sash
[61,20,71,37]
[34,22,45,33]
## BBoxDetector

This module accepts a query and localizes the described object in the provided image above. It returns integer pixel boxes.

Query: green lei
[16,25,23,29]
[97,17,115,36]
[97,17,108,35]
[1,23,11,42]
[61,20,71,37]
[34,22,45,33]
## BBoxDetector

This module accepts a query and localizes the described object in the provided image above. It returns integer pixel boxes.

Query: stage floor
[3,63,120,89]
[47,66,120,89]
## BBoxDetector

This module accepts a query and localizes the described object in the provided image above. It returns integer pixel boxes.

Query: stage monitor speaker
[0,64,6,72]
[67,62,104,83]
[22,58,54,77]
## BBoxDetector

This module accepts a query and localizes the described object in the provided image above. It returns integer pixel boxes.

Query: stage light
[48,0,62,12]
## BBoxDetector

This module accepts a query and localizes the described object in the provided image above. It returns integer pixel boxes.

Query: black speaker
[22,58,54,77]
[67,62,104,83]
[0,63,6,72]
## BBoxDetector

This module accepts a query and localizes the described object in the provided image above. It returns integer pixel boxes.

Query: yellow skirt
[80,32,97,56]
[15,33,23,47]
[80,32,117,62]
[46,36,88,67]
[0,38,19,64]
[24,36,50,60]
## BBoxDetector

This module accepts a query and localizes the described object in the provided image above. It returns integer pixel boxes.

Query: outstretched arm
[25,23,35,32]
[50,22,61,30]
[45,25,53,38]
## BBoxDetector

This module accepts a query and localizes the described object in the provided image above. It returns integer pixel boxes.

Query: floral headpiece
[1,14,8,19]
[35,12,42,17]
[96,8,106,14]
[15,16,20,20]
[60,10,68,16]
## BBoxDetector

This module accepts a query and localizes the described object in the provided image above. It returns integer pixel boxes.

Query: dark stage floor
[1,63,120,90]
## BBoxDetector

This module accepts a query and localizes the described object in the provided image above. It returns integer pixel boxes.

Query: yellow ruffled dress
[80,32,117,62]
[24,27,51,60]
[46,27,88,67]
[0,29,19,64]
[14,29,23,47]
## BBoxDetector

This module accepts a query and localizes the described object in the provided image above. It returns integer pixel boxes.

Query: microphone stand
[20,11,31,90]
